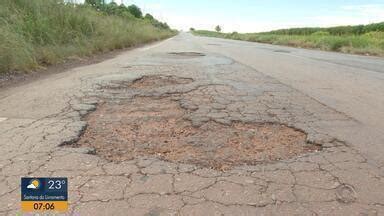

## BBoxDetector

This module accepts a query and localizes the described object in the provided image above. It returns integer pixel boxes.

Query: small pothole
[336,184,357,204]
[168,52,206,58]
[274,50,291,53]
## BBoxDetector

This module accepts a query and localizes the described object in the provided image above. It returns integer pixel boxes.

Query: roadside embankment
[0,0,176,74]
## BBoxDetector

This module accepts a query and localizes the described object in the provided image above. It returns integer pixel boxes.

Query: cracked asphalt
[1,33,384,215]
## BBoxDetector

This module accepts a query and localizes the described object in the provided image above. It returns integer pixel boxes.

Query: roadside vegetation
[0,0,176,74]
[192,23,384,56]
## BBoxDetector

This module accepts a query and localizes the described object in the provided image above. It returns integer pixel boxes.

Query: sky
[75,0,384,32]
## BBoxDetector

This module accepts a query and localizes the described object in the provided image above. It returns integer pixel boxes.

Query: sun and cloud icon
[27,179,40,189]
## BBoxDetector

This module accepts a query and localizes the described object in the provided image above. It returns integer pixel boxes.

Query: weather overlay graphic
[21,178,68,213]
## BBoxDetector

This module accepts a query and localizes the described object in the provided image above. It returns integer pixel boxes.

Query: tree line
[84,0,170,30]
[266,22,384,36]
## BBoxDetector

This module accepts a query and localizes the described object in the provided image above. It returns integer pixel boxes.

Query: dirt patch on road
[130,75,193,89]
[101,75,193,91]
[76,75,321,170]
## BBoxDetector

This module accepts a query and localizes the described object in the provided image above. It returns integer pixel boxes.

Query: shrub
[127,4,142,18]
[312,31,330,36]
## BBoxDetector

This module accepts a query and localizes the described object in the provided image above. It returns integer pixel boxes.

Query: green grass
[193,28,384,56]
[0,0,176,74]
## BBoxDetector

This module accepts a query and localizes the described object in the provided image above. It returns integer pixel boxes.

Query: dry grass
[0,0,176,74]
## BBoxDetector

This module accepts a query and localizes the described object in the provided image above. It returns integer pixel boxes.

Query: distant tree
[84,0,94,4]
[215,25,222,32]
[85,0,103,6]
[143,13,171,30]
[190,27,195,31]
[162,22,170,29]
[84,1,170,29]
[108,2,119,8]
[144,13,154,20]
[127,4,142,18]
[117,4,131,17]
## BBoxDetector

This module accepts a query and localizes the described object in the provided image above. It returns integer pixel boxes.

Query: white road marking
[0,117,8,122]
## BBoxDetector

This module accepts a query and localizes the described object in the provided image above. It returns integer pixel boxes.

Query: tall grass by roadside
[193,24,384,56]
[0,0,176,74]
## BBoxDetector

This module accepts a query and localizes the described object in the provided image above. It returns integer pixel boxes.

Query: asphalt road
[192,33,384,167]
[0,33,384,215]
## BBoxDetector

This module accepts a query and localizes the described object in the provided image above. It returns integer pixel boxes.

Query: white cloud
[27,184,37,189]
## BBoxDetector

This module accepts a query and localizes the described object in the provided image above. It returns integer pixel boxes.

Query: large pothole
[76,76,321,170]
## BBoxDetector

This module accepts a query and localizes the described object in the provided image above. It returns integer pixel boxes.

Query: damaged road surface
[1,33,384,215]
[77,76,320,170]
